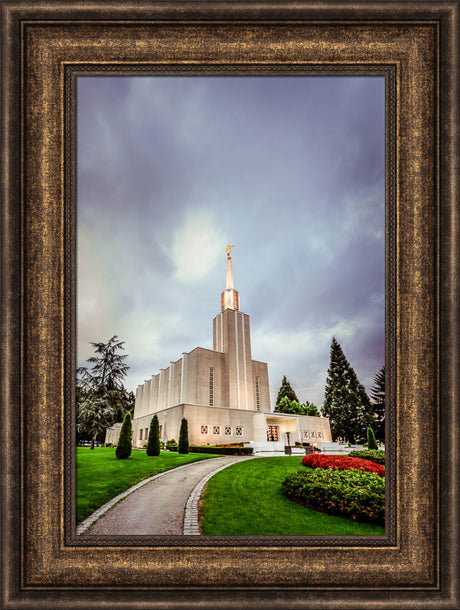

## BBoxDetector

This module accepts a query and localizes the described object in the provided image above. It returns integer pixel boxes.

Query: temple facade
[105,247,332,451]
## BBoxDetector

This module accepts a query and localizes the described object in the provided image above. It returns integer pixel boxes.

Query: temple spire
[221,244,240,311]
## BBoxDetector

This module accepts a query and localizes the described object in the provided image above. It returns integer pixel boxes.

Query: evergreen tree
[77,335,131,422]
[276,376,298,406]
[116,411,132,459]
[178,418,189,454]
[366,427,379,450]
[146,415,161,456]
[370,365,385,442]
[322,337,374,443]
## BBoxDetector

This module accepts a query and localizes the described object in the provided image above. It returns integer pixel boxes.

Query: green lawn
[201,457,386,536]
[76,447,219,523]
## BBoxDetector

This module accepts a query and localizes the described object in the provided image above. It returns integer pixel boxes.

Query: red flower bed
[302,454,385,476]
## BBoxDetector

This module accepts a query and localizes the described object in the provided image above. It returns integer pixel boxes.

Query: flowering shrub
[302,454,385,476]
[348,449,385,465]
[282,468,385,524]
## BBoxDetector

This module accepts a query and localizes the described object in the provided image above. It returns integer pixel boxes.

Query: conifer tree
[322,337,374,443]
[116,411,132,459]
[276,376,298,407]
[178,418,189,454]
[146,414,161,456]
[370,365,385,442]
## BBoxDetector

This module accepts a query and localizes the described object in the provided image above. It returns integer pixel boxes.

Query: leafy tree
[146,415,161,456]
[178,418,189,454]
[77,396,115,449]
[276,376,299,406]
[370,365,385,442]
[302,401,320,417]
[322,337,374,444]
[366,427,379,450]
[275,396,320,416]
[116,411,132,459]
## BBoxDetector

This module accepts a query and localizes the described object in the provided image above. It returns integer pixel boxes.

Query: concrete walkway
[80,455,254,536]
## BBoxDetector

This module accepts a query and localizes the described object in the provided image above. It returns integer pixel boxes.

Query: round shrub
[348,449,385,465]
[282,468,385,524]
[302,453,385,476]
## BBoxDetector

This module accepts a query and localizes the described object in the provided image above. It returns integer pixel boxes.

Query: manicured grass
[76,447,219,523]
[201,457,386,536]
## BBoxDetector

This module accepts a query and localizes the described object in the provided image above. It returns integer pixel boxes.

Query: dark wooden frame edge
[1,1,459,608]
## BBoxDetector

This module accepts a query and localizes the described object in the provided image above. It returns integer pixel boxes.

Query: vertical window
[209,367,215,406]
[145,428,148,439]
[139,429,143,440]
[255,376,261,411]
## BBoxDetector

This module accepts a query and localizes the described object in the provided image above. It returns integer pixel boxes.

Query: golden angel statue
[226,244,237,259]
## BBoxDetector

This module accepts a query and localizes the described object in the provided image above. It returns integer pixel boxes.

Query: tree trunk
[90,434,96,450]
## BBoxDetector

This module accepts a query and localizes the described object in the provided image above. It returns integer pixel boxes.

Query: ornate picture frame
[1,2,458,608]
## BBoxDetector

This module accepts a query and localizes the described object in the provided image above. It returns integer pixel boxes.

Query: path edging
[183,456,256,535]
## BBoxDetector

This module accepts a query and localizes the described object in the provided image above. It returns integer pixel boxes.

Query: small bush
[302,454,385,476]
[165,439,177,448]
[179,418,189,454]
[115,411,132,460]
[282,468,385,524]
[348,449,385,465]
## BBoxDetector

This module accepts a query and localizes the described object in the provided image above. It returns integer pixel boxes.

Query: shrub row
[282,468,385,524]
[302,454,385,476]
[348,449,385,465]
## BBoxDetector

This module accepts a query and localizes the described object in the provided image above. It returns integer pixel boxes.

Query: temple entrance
[267,424,280,442]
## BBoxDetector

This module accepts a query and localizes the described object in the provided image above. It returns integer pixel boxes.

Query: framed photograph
[1,2,458,608]
[74,72,387,541]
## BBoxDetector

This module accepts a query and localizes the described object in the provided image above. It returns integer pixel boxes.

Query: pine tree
[366,427,379,450]
[276,376,298,406]
[370,365,385,442]
[322,337,374,444]
[178,418,189,454]
[116,411,132,459]
[146,415,161,456]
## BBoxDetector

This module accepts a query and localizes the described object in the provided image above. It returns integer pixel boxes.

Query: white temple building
[105,246,332,452]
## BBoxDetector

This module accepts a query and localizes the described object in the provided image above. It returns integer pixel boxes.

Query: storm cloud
[77,75,385,407]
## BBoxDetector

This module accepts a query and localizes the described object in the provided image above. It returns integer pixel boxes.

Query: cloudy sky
[77,75,385,408]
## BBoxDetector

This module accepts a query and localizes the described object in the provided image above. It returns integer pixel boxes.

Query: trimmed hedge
[168,445,253,456]
[302,454,385,476]
[348,449,385,465]
[282,468,385,524]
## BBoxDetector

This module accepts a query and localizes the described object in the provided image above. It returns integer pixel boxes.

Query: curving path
[79,455,255,536]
